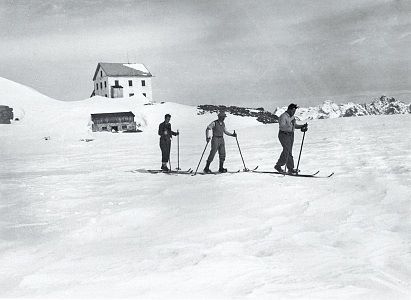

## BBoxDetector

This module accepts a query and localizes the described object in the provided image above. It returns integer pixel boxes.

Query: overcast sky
[0,0,409,108]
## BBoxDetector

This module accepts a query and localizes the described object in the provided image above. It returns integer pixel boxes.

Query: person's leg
[165,140,171,167]
[276,132,288,170]
[205,138,218,171]
[218,139,226,172]
[160,139,169,170]
[286,134,295,171]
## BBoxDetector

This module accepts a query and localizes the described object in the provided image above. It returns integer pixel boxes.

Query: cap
[287,103,299,110]
[218,111,227,117]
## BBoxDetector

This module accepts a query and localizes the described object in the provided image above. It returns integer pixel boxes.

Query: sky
[0,0,410,109]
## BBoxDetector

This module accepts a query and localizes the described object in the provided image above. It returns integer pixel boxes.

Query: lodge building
[91,62,153,100]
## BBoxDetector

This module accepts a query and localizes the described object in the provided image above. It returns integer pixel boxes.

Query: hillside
[1,77,410,299]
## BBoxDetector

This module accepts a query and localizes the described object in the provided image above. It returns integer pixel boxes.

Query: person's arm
[171,125,178,136]
[296,122,308,131]
[295,123,303,129]
[205,121,215,141]
[223,124,236,137]
[158,123,163,136]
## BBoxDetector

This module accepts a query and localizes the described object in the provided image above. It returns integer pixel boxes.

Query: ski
[252,169,334,178]
[197,169,241,175]
[193,166,258,176]
[130,168,192,174]
[242,166,259,172]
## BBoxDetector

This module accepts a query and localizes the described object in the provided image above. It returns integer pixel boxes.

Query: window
[115,80,119,86]
[129,93,134,97]
[128,80,133,86]
[100,82,102,89]
[142,93,146,97]
[141,80,145,86]
[100,71,102,77]
[102,126,107,131]
[96,83,98,90]
[105,94,107,97]
[122,125,127,130]
[104,81,107,88]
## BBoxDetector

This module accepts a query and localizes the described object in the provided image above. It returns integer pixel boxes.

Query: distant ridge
[198,96,411,124]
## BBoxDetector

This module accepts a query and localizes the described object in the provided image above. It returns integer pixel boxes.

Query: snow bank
[1,77,410,299]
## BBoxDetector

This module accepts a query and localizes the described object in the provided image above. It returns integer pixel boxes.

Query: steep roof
[93,63,153,80]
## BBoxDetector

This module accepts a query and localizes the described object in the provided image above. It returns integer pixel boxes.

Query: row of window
[96,79,146,91]
[98,93,146,98]
[129,93,147,97]
[96,81,107,91]
[101,125,128,131]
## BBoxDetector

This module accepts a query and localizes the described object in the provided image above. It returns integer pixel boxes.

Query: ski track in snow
[0,78,410,298]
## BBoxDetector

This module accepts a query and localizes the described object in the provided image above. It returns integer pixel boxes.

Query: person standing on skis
[158,114,179,171]
[275,103,308,174]
[203,111,237,173]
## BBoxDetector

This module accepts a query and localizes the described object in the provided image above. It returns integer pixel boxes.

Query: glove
[206,137,211,143]
[176,131,180,136]
[301,123,308,132]
[232,131,237,138]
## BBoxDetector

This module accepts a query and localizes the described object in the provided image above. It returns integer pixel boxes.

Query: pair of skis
[251,168,334,178]
[133,166,334,178]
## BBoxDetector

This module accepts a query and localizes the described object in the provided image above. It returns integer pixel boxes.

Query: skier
[203,111,237,173]
[275,103,308,174]
[158,114,179,171]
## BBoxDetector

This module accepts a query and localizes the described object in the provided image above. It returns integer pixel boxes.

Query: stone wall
[0,105,13,124]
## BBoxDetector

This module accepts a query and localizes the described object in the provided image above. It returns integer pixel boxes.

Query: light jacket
[278,111,296,133]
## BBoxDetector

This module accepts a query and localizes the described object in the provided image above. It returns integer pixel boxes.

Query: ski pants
[276,131,294,170]
[207,137,226,163]
[160,138,171,163]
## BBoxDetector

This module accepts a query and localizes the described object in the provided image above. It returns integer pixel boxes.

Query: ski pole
[193,140,210,175]
[234,131,248,171]
[168,140,172,171]
[296,130,306,174]
[177,130,181,170]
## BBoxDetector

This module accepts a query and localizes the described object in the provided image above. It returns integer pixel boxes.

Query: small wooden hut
[91,111,137,132]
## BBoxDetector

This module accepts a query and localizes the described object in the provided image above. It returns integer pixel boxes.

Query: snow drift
[0,77,410,299]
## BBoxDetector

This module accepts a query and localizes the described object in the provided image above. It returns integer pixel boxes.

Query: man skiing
[158,114,179,171]
[203,111,237,173]
[275,103,308,174]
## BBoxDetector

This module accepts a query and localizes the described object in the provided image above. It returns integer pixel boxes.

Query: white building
[92,63,153,100]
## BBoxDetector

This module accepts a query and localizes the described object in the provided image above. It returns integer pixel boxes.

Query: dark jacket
[158,121,177,141]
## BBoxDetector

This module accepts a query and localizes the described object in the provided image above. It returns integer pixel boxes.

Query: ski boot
[274,165,284,173]
[219,161,227,173]
[204,161,212,173]
[287,168,299,175]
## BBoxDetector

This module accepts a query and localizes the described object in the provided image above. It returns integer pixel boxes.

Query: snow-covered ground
[0,77,410,299]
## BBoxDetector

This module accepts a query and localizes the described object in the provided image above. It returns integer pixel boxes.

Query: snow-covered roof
[91,111,135,119]
[93,63,152,80]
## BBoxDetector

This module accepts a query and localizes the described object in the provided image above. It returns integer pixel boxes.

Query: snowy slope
[0,77,410,299]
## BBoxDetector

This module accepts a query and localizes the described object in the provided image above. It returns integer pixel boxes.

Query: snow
[123,63,150,74]
[0,77,410,299]
[274,97,410,121]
